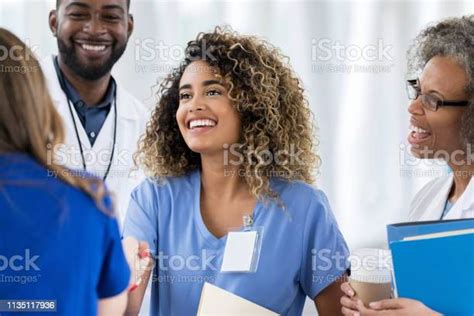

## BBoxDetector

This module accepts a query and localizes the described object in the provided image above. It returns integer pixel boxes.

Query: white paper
[221,231,257,272]
[197,282,279,316]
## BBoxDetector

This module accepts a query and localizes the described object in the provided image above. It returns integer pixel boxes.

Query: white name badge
[220,226,264,273]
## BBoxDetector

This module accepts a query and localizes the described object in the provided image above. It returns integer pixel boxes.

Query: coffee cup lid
[349,248,392,284]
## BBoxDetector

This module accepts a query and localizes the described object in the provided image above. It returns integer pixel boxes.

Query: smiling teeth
[411,125,429,134]
[189,119,216,129]
[82,44,106,51]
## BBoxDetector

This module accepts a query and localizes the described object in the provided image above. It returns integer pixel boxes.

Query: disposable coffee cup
[349,248,393,307]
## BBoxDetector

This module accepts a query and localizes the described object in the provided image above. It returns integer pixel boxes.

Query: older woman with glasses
[340,15,474,315]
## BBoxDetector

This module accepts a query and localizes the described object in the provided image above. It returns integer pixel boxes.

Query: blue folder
[387,219,474,316]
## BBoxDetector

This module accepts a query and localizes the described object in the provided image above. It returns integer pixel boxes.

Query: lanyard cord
[66,93,117,182]
[55,58,117,182]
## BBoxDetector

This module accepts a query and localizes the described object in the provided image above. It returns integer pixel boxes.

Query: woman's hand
[357,298,441,316]
[342,296,441,316]
[122,237,153,291]
[340,281,360,315]
[340,281,440,316]
[122,237,154,315]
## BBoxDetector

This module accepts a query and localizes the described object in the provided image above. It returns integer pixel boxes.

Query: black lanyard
[55,60,117,182]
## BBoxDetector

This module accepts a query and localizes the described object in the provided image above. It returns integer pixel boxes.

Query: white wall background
[1,0,472,314]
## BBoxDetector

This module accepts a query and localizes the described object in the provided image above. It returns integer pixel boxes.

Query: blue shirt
[0,153,130,315]
[123,170,349,316]
[53,56,115,146]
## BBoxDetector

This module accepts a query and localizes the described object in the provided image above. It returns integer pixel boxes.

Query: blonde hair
[0,27,109,212]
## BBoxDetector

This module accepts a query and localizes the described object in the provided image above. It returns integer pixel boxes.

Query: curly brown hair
[136,26,319,200]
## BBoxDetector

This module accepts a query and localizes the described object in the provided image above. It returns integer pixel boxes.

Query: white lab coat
[409,173,474,221]
[41,55,151,226]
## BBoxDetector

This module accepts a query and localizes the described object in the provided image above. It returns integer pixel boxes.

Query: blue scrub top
[123,170,349,316]
[0,153,130,315]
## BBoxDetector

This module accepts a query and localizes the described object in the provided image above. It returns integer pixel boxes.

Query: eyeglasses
[406,79,469,111]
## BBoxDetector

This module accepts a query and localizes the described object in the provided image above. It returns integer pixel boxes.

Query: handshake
[122,237,154,293]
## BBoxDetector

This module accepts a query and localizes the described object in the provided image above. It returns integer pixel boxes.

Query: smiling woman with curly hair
[137,27,318,198]
[123,26,349,316]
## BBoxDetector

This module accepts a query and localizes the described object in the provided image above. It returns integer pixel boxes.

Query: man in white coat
[43,0,149,225]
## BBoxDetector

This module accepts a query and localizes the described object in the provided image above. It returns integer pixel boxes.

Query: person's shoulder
[131,171,197,200]
[1,154,117,221]
[61,178,121,245]
[409,173,452,219]
[39,55,59,88]
[271,178,333,221]
[411,173,451,203]
[116,85,152,117]
[0,152,38,171]
[34,166,116,222]
[272,178,328,204]
[270,179,339,232]
[128,92,150,114]
[55,170,116,218]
